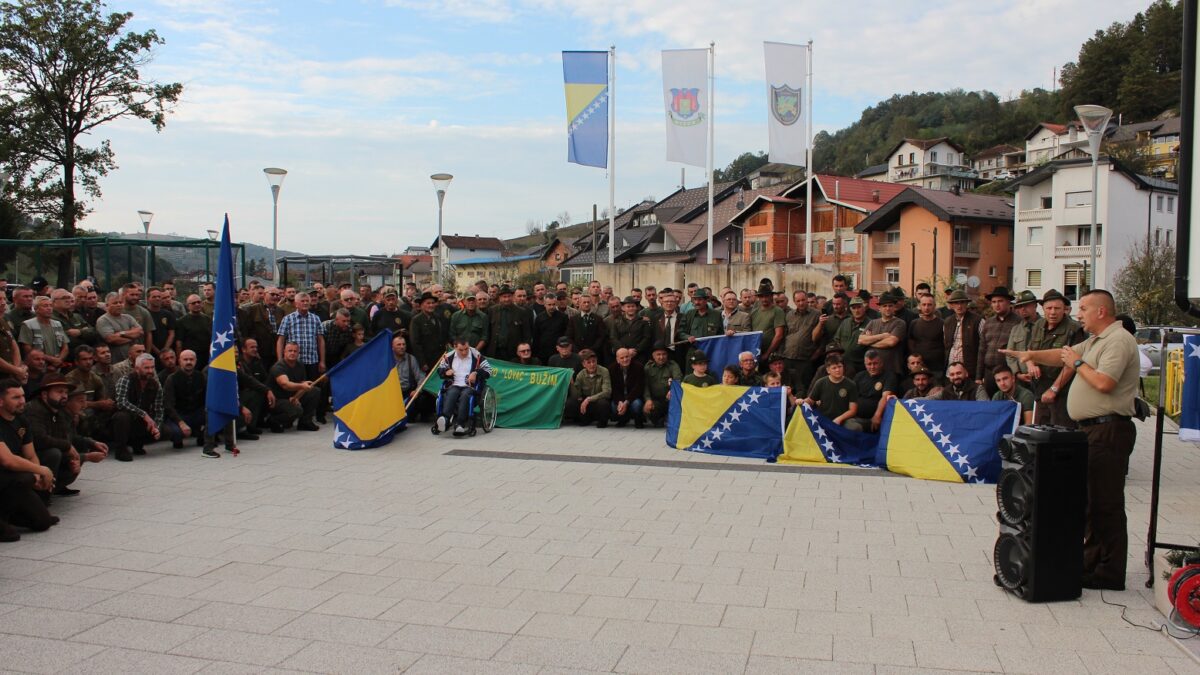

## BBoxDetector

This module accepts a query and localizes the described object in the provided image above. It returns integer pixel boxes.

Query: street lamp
[137,210,153,287]
[263,167,287,282]
[1074,104,1112,291]
[431,172,453,281]
[206,229,218,281]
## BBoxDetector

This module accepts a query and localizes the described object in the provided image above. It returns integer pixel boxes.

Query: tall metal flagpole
[805,40,814,265]
[707,42,715,264]
[609,45,616,265]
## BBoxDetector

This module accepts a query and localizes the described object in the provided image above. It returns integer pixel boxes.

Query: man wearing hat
[680,289,722,359]
[450,294,488,353]
[610,296,652,363]
[370,288,412,339]
[1005,290,1041,386]
[548,336,582,374]
[860,290,907,375]
[1028,289,1086,427]
[533,293,568,364]
[833,295,872,375]
[750,283,785,367]
[409,292,447,371]
[642,342,681,427]
[25,374,105,496]
[976,286,1020,396]
[942,289,982,381]
[487,286,532,361]
[681,350,717,387]
[566,349,611,428]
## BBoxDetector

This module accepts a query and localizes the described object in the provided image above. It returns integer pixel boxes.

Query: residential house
[429,234,506,277]
[885,137,980,191]
[1023,121,1094,169]
[451,254,542,289]
[1006,157,1177,299]
[854,164,889,182]
[854,187,1015,295]
[972,144,1022,181]
[1108,117,1181,179]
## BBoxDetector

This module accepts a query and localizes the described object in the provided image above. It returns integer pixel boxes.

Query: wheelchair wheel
[480,386,498,432]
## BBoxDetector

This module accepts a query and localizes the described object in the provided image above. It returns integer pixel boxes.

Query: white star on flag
[702,438,713,448]
[829,452,841,462]
[965,466,979,479]
[938,434,952,447]
[1189,341,1200,359]
[928,423,943,435]
[213,330,231,349]
[738,402,751,412]
[921,414,934,425]
[720,421,733,431]
[748,391,762,403]
[910,403,925,414]
[729,411,742,422]
[948,444,960,456]
[821,439,835,453]
[955,455,970,467]
[814,426,827,439]
[807,413,818,425]
[711,429,724,440]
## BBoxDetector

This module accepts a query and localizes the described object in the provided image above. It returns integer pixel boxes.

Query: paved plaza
[0,416,1197,674]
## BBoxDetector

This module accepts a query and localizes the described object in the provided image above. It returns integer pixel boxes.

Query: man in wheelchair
[433,336,494,437]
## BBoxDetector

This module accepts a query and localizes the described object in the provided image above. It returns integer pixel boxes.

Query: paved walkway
[0,416,1197,674]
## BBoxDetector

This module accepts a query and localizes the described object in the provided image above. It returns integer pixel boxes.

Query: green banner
[423,358,572,429]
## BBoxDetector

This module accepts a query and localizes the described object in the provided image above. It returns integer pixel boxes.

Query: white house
[429,234,505,277]
[884,137,979,191]
[1008,157,1177,299]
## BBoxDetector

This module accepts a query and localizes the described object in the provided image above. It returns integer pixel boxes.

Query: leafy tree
[713,151,769,183]
[0,0,182,285]
[1113,235,1197,327]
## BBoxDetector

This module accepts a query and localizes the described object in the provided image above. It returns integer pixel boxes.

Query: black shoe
[132,446,146,456]
[115,448,132,462]
[634,419,645,429]
[172,440,184,449]
[246,427,263,435]
[297,421,320,431]
[240,432,260,441]
[0,523,19,542]
[37,491,50,507]
[52,486,80,497]
[201,447,220,459]
[270,424,285,434]
[1081,574,1125,591]
[316,415,328,424]
[596,421,608,429]
[616,420,628,428]
[31,516,60,532]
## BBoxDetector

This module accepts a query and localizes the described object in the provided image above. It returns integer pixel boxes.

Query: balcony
[871,241,901,258]
[952,240,980,259]
[1020,208,1052,222]
[924,162,978,179]
[1055,245,1102,259]
[872,281,900,293]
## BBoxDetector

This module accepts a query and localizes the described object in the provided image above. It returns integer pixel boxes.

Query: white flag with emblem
[661,48,708,168]
[764,41,808,166]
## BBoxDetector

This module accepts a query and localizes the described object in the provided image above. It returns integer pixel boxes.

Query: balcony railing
[872,281,900,292]
[952,240,980,258]
[1020,208,1052,222]
[924,162,978,179]
[1055,245,1102,259]
[871,241,901,258]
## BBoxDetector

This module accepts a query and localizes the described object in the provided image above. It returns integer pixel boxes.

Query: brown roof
[811,174,909,213]
[681,182,789,249]
[1024,122,1072,141]
[882,137,966,162]
[435,235,506,250]
[854,187,1013,234]
[973,144,1021,160]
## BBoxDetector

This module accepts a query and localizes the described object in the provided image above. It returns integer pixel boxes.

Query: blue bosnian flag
[205,216,240,434]
[693,331,763,374]
[1181,335,1200,442]
[877,399,1018,483]
[563,51,609,168]
[779,403,878,466]
[328,330,407,450]
[666,382,785,460]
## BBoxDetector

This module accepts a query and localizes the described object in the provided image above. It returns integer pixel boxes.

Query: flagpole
[608,45,616,266]
[707,41,715,265]
[805,39,813,266]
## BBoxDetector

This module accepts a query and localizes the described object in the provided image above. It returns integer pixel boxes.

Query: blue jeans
[164,409,206,444]
[441,385,474,427]
[610,398,644,423]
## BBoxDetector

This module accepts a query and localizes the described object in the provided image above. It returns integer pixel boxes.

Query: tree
[713,151,768,183]
[0,0,183,285]
[1113,235,1197,327]
[554,211,571,228]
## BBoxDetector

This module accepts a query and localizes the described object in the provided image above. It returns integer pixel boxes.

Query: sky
[79,0,1149,257]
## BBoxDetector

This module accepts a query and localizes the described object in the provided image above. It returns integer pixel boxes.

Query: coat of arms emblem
[668,88,704,126]
[771,85,801,126]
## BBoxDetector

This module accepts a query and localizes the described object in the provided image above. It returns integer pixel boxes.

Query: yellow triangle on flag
[210,345,236,373]
[777,408,830,464]
[334,367,406,442]
[565,83,606,122]
[674,383,749,449]
[883,403,963,482]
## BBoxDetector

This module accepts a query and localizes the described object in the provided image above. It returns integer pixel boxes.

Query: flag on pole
[1180,335,1200,442]
[763,41,808,166]
[563,51,609,168]
[692,332,763,374]
[662,48,708,168]
[205,216,240,434]
[328,329,407,449]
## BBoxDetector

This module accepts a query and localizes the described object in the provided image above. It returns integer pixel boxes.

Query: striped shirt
[276,310,325,365]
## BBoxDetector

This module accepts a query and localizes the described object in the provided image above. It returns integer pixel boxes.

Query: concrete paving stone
[576,595,656,622]
[627,578,702,602]
[278,641,421,675]
[992,645,1090,674]
[613,645,748,674]
[251,586,337,612]
[443,583,524,609]
[185,579,272,604]
[507,589,589,615]
[175,601,303,633]
[750,630,835,660]
[836,588,909,616]
[695,582,768,607]
[382,623,512,659]
[308,591,399,619]
[905,594,984,620]
[517,612,606,641]
[494,634,627,671]
[272,611,404,647]
[670,624,755,654]
[377,577,458,602]
[720,605,797,632]
[448,606,536,634]
[0,606,111,639]
[947,619,1032,648]
[58,646,211,674]
[377,598,466,626]
[75,568,164,592]
[169,627,309,667]
[403,653,540,675]
[148,556,228,578]
[255,566,341,589]
[0,633,107,674]
[1076,652,1179,674]
[549,556,621,577]
[314,572,397,596]
[436,546,505,566]
[482,535,551,555]
[745,655,875,675]
[3,581,117,611]
[378,558,455,580]
[562,574,635,598]
[592,619,680,647]
[537,539,604,558]
[497,568,576,593]
[672,562,740,585]
[437,562,513,586]
[44,545,125,566]
[1023,623,1116,653]
[912,639,1004,672]
[70,616,208,653]
[832,634,917,666]
[765,586,835,612]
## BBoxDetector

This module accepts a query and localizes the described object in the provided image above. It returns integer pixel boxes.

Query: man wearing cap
[1028,289,1085,427]
[548,337,582,374]
[370,289,411,339]
[834,296,872,375]
[25,374,107,495]
[901,367,938,399]
[533,293,568,364]
[642,342,681,427]
[566,349,611,428]
[409,293,447,371]
[1001,289,1140,590]
[859,291,907,375]
[568,295,607,359]
[908,293,947,375]
[610,296,652,363]
[237,286,281,367]
[846,349,899,432]
[487,286,532,361]
[682,350,717,387]
[942,289,982,381]
[679,289,721,359]
[1005,290,1041,386]
[976,286,1019,396]
[450,294,488,353]
[750,283,785,366]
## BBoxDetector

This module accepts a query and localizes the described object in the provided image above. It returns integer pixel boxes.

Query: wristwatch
[1050,385,1060,393]
[1073,359,1084,369]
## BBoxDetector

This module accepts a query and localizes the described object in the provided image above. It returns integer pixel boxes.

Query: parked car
[1135,326,1185,375]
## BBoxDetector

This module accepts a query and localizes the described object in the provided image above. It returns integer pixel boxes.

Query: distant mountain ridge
[97,231,306,274]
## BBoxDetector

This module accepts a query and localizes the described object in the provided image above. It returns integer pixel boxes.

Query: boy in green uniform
[804,354,859,426]
[681,350,717,387]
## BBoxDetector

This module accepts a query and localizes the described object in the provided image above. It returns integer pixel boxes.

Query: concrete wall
[579,262,836,295]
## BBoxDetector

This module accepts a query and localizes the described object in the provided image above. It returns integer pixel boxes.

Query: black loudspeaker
[993,425,1088,602]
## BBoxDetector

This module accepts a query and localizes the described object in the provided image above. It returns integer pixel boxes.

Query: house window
[1027,226,1043,245]
[1155,229,1161,246]
[953,226,969,245]
[1076,225,1103,246]
[989,265,998,277]
[885,268,900,285]
[749,240,767,262]
[1168,196,1175,213]
[813,239,822,256]
[909,152,915,165]
[931,150,938,163]
[885,229,901,244]
[842,238,858,254]
[1028,269,1042,287]
[1167,230,1173,246]
[825,239,836,255]
[1065,191,1092,207]
[1040,196,1053,209]
[953,266,969,281]
[1157,195,1165,212]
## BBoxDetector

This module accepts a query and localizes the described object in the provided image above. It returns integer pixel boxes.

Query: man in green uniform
[680,289,723,363]
[450,294,488,352]
[409,293,448,372]
[750,284,785,366]
[1028,289,1085,427]
[608,296,652,362]
[488,286,532,361]
[834,296,872,374]
[642,342,681,427]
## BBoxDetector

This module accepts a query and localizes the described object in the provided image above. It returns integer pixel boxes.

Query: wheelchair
[430,379,497,436]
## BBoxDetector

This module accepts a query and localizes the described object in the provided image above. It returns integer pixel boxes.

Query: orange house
[853,187,1014,295]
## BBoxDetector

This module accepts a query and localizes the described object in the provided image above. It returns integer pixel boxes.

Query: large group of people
[0,272,1146,591]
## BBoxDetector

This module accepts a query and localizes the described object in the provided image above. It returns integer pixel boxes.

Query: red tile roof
[811,174,909,213]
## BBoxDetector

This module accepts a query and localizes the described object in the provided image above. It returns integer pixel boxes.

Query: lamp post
[263,167,287,283]
[206,229,218,281]
[431,173,453,282]
[1074,104,1112,291]
[137,210,153,287]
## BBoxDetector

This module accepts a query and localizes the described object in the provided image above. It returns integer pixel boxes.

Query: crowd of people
[0,272,1144,572]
